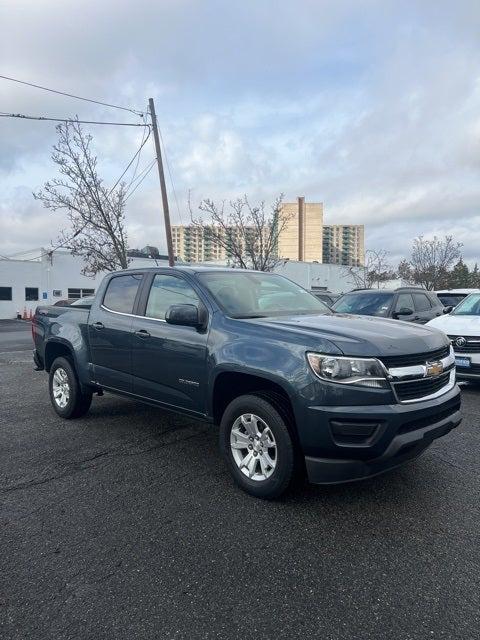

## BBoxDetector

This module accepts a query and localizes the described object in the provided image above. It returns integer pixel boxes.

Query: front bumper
[303,384,461,484]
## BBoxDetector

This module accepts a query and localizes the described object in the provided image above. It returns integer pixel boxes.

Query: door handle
[134,329,150,338]
[92,321,104,330]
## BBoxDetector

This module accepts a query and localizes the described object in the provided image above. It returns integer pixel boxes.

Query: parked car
[53,296,96,307]
[310,290,338,307]
[332,287,446,324]
[52,299,73,307]
[70,295,96,307]
[435,288,480,309]
[428,292,480,382]
[32,267,461,499]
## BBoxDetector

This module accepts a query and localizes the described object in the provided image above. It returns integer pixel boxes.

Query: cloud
[1,0,480,266]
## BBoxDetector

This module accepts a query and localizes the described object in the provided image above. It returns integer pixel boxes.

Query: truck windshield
[197,272,331,318]
[451,293,480,315]
[332,292,394,317]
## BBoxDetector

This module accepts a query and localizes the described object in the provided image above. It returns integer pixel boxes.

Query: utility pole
[148,98,174,266]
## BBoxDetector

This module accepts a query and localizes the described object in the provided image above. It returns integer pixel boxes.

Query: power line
[126,156,157,192]
[108,124,151,196]
[0,74,145,116]
[124,158,157,203]
[125,115,150,193]
[5,227,87,262]
[0,112,147,127]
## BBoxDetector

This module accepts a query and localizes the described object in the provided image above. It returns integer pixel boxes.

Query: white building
[0,249,169,320]
[0,249,408,320]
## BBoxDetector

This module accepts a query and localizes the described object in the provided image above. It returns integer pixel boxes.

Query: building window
[68,288,95,299]
[0,287,12,301]
[25,287,39,301]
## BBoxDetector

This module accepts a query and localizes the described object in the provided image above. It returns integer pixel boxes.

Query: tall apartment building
[172,226,221,263]
[173,199,365,266]
[277,198,364,266]
[171,225,270,263]
[322,225,365,267]
[277,198,324,262]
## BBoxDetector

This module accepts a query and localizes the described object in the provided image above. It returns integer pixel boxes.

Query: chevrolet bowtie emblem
[426,361,444,377]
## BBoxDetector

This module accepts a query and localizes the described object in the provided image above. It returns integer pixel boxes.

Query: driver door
[130,272,209,415]
[393,292,416,322]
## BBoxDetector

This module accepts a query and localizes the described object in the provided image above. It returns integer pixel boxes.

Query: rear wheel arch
[44,340,75,372]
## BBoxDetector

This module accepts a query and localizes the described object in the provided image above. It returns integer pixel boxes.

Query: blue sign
[42,292,48,299]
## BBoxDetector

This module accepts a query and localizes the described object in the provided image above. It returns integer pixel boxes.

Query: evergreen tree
[448,258,470,288]
[470,263,480,288]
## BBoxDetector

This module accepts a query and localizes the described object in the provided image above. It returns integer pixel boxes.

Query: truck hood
[427,314,480,336]
[246,313,448,357]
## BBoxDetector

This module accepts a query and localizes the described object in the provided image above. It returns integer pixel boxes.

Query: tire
[49,356,92,419]
[219,394,296,499]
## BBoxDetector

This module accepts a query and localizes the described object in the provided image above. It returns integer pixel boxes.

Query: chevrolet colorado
[33,267,461,498]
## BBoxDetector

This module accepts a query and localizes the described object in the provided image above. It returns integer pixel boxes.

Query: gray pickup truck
[33,266,461,498]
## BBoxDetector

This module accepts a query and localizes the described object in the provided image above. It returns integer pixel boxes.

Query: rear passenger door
[130,272,210,415]
[412,292,436,324]
[88,273,144,392]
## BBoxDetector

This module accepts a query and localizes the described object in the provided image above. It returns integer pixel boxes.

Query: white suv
[428,292,480,381]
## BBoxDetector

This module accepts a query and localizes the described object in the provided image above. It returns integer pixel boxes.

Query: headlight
[306,352,389,388]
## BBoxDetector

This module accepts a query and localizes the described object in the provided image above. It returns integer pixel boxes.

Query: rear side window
[103,275,143,313]
[413,293,432,311]
[145,274,199,320]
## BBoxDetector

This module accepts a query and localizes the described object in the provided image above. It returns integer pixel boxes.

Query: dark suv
[332,287,445,324]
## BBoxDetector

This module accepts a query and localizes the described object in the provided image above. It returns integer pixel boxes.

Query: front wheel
[49,356,92,419]
[219,394,296,499]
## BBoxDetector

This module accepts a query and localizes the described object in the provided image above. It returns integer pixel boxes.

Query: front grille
[380,346,450,368]
[394,371,451,401]
[448,336,480,353]
[398,402,461,434]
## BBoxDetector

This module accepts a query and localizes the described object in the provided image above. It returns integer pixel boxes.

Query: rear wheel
[219,394,296,499]
[49,356,92,419]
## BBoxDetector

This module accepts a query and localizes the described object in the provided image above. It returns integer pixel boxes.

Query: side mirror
[394,307,413,317]
[443,306,453,314]
[165,304,205,329]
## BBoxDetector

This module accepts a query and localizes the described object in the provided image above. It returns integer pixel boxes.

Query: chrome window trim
[100,304,166,323]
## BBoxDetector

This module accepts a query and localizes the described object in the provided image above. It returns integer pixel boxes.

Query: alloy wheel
[52,367,70,409]
[230,413,277,481]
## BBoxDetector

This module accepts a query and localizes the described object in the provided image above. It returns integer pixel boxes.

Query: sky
[1,0,480,267]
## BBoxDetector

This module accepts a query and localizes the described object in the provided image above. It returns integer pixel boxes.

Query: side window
[103,274,143,313]
[413,293,432,312]
[145,274,200,320]
[395,293,414,312]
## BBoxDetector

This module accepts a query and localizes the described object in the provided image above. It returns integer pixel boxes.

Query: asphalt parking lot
[1,322,480,639]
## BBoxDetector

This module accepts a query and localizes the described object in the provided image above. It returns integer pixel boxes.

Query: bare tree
[34,119,129,276]
[188,193,289,271]
[347,249,394,289]
[407,235,463,290]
